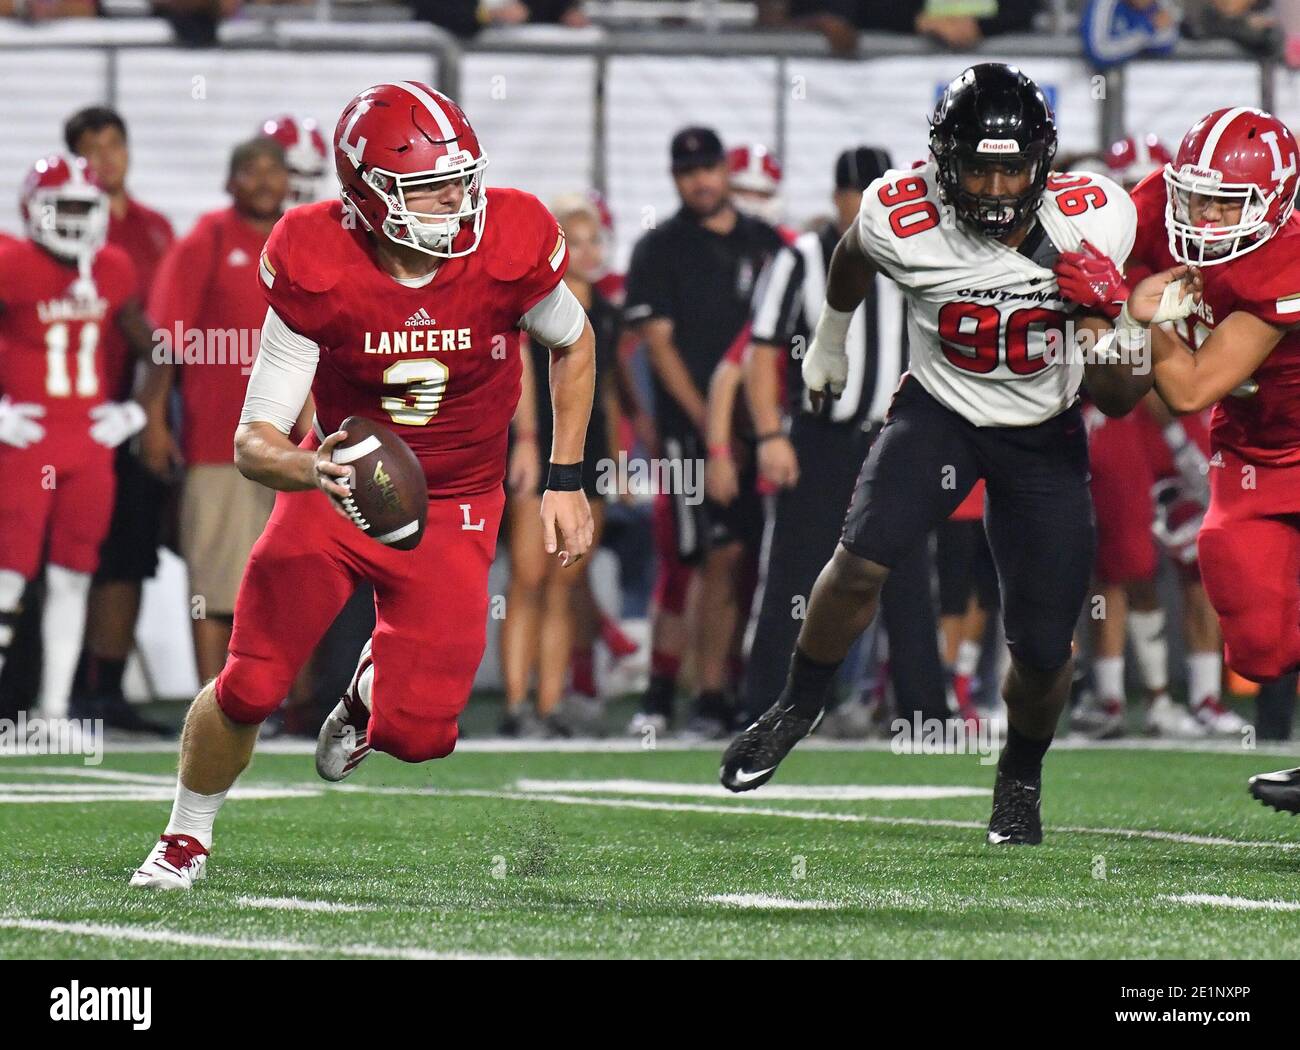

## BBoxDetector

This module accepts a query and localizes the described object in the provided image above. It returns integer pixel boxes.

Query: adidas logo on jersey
[404,307,437,328]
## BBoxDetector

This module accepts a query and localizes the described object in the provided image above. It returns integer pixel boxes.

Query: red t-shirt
[1130,172,1300,466]
[105,197,172,399]
[260,188,567,498]
[149,207,274,465]
[109,197,173,299]
[0,238,137,454]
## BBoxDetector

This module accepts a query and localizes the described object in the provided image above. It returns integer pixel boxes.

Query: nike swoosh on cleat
[730,766,775,785]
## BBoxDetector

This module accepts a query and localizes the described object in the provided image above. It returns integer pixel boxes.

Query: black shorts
[660,429,763,564]
[93,447,172,583]
[841,376,1094,672]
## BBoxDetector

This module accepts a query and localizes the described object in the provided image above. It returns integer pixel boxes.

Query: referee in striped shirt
[738,146,948,727]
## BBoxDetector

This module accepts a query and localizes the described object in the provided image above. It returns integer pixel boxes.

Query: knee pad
[1006,633,1072,677]
[214,660,286,725]
[369,712,458,764]
[1222,619,1298,684]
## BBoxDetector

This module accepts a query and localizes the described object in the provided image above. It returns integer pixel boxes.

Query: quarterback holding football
[131,82,596,889]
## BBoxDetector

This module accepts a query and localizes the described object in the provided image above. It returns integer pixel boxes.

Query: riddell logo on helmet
[976,139,1019,154]
[1182,165,1221,184]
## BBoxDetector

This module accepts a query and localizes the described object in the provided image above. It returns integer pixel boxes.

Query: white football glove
[802,305,854,401]
[88,401,147,449]
[0,397,46,449]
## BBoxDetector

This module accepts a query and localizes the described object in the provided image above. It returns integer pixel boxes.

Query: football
[329,416,427,550]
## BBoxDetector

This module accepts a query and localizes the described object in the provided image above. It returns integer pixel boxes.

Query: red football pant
[0,440,115,579]
[1089,411,1157,586]
[1197,447,1300,682]
[215,485,505,762]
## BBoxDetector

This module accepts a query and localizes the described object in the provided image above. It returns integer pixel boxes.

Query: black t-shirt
[623,207,783,436]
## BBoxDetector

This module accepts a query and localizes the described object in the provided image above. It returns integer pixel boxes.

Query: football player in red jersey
[1073,133,1232,740]
[0,155,169,719]
[1055,107,1300,809]
[130,82,596,889]
[259,114,330,206]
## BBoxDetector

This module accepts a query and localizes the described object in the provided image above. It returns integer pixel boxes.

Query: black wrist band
[755,431,785,444]
[546,461,583,491]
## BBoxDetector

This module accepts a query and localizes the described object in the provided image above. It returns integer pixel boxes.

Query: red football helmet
[727,144,783,223]
[260,114,329,206]
[20,153,108,260]
[1105,133,1172,189]
[334,81,489,259]
[1164,107,1300,266]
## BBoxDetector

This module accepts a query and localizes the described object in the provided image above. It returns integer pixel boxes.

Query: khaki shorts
[180,464,275,615]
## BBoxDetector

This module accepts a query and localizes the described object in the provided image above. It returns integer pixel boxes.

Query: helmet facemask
[936,143,1051,239]
[350,153,489,259]
[1163,164,1282,265]
[26,186,108,262]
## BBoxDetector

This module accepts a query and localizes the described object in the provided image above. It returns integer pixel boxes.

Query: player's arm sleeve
[750,248,805,347]
[520,279,588,348]
[239,307,319,434]
[623,232,673,326]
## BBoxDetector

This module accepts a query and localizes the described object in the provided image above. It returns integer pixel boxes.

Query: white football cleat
[1145,694,1207,738]
[1192,695,1248,736]
[316,642,373,782]
[129,834,209,890]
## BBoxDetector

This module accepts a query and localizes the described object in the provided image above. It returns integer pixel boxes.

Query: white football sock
[351,638,374,710]
[1187,651,1223,706]
[39,564,91,719]
[1094,655,1124,703]
[954,639,980,678]
[1127,608,1169,694]
[0,568,24,678]
[164,780,228,850]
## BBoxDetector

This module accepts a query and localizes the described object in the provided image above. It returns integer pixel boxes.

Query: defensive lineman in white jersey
[721,63,1198,843]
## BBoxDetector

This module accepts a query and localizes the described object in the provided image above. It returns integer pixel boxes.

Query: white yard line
[235,896,376,913]
[705,893,838,910]
[0,918,518,960]
[0,787,321,804]
[1160,893,1300,912]
[332,785,1300,851]
[0,766,174,784]
[514,778,988,800]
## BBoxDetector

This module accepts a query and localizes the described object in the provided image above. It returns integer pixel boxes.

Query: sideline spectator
[500,195,623,738]
[623,126,784,738]
[410,0,588,37]
[65,106,177,734]
[1183,0,1279,58]
[771,0,1041,56]
[148,137,290,682]
[1081,0,1182,69]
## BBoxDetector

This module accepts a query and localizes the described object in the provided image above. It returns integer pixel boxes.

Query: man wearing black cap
[737,147,947,729]
[624,125,784,738]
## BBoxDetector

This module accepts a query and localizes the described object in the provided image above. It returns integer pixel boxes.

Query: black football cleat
[986,768,1043,845]
[1249,767,1300,814]
[720,702,823,793]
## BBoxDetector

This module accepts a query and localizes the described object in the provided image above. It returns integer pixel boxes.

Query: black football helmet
[929,64,1058,238]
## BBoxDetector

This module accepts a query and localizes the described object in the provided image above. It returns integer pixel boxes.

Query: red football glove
[1053,239,1129,320]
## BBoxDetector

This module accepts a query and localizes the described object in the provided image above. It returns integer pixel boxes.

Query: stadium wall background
[0,26,1292,273]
